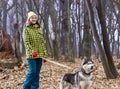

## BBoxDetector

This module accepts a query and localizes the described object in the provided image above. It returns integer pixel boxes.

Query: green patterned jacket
[23,24,48,59]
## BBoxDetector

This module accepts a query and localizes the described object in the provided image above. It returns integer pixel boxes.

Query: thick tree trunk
[117,31,120,58]
[0,29,19,68]
[60,0,73,60]
[0,29,13,54]
[26,0,33,11]
[42,3,53,57]
[14,24,22,64]
[46,0,61,60]
[85,0,118,79]
[83,3,91,59]
[2,4,7,31]
[97,0,119,78]
[2,1,14,32]
[77,0,83,57]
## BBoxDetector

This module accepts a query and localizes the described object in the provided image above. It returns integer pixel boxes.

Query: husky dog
[60,58,94,89]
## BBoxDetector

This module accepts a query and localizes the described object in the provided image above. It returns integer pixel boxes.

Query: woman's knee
[28,70,36,76]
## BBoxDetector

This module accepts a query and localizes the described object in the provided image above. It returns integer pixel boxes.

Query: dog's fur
[60,58,94,89]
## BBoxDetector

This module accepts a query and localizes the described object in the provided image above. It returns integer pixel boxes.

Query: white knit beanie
[27,11,38,20]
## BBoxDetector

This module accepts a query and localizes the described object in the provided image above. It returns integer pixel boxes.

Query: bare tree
[0,0,119,70]
[96,0,119,78]
[14,24,22,64]
[85,0,119,79]
[76,0,84,57]
[42,0,53,57]
[2,0,15,31]
[46,0,61,60]
[83,1,91,59]
[60,0,73,60]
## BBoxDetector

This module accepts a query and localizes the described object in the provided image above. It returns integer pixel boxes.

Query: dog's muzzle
[91,66,94,69]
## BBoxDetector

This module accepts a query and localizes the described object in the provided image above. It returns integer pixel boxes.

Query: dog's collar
[81,68,91,76]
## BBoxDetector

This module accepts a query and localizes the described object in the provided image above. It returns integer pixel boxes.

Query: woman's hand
[32,52,38,58]
[43,59,47,63]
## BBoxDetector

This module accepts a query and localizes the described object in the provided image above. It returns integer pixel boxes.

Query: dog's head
[81,57,94,74]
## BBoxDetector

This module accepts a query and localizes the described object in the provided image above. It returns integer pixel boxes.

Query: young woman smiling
[22,11,48,89]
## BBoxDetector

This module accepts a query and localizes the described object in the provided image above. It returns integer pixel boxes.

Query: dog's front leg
[73,85,79,89]
[73,87,79,89]
[60,80,70,89]
[80,81,92,89]
[80,81,87,89]
[86,81,92,89]
[60,84,63,89]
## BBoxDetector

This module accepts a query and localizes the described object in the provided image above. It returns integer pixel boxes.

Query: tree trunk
[20,0,26,56]
[60,0,73,60]
[117,31,120,58]
[97,0,119,78]
[2,1,15,32]
[76,0,83,57]
[46,0,61,60]
[26,0,33,11]
[0,29,13,54]
[14,24,22,64]
[85,0,118,79]
[83,2,91,59]
[0,9,2,22]
[2,2,7,31]
[42,1,53,57]
[0,29,19,68]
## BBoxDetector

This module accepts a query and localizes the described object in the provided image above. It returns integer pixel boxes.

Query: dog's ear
[90,56,93,61]
[84,56,87,61]
[80,57,86,70]
[83,56,87,62]
[81,57,86,65]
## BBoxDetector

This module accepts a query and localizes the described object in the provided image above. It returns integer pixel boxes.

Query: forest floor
[0,58,120,89]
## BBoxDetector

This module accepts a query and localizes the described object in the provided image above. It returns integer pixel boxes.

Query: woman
[22,11,48,89]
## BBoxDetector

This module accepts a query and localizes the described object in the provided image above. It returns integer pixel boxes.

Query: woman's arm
[23,28,35,57]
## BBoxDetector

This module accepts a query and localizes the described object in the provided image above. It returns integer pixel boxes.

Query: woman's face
[29,15,38,24]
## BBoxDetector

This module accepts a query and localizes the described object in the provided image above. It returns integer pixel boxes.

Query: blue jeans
[23,58,42,89]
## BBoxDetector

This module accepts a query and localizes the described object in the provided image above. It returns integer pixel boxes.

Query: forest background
[0,0,120,88]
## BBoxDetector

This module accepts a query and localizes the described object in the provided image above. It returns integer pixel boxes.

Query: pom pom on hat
[27,11,38,20]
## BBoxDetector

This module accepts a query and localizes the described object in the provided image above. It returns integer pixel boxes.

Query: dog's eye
[83,62,87,65]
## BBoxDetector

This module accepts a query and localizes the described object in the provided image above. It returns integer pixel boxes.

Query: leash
[44,58,72,69]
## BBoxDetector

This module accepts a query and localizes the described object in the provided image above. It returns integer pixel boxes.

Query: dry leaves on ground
[0,58,120,89]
